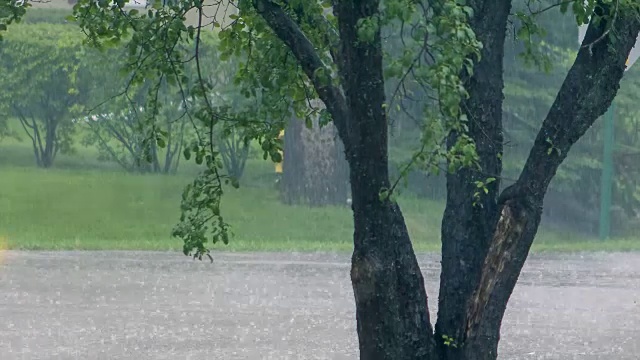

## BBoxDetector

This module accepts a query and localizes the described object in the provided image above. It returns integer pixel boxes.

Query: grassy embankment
[1,131,639,253]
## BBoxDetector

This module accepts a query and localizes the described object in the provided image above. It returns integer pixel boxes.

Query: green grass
[0,163,443,252]
[1,137,639,253]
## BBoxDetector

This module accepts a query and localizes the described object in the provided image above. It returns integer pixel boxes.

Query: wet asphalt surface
[0,251,639,360]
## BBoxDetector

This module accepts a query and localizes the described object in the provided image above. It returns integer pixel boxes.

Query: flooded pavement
[0,251,639,359]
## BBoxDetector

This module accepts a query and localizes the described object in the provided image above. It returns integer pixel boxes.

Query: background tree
[80,78,190,174]
[280,105,350,206]
[0,0,27,39]
[80,30,248,177]
[71,0,640,359]
[205,58,256,183]
[217,117,251,181]
[0,23,87,168]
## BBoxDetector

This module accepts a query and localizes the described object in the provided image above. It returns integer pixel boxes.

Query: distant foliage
[79,80,191,174]
[22,8,72,24]
[0,17,254,176]
[0,23,88,168]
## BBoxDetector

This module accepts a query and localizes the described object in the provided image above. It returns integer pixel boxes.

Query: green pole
[599,101,615,240]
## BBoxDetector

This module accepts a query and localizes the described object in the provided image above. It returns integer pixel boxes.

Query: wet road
[0,251,639,359]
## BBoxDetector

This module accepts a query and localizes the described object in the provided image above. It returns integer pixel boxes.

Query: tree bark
[281,113,349,206]
[436,1,512,358]
[331,129,350,204]
[303,116,349,206]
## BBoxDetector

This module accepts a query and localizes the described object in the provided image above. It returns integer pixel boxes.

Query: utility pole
[599,104,614,240]
[578,24,639,240]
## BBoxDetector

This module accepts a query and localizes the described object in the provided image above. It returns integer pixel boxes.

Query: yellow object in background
[0,236,7,265]
[275,130,284,173]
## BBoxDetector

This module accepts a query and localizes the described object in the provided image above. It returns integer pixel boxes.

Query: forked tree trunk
[255,0,640,359]
[438,3,640,360]
[17,112,59,169]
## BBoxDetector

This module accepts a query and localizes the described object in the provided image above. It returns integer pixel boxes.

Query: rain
[1,0,640,359]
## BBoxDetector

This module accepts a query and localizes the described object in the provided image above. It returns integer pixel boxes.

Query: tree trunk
[334,1,435,358]
[331,130,350,203]
[350,200,434,360]
[301,115,349,206]
[436,1,512,358]
[151,143,161,173]
[281,116,306,204]
[41,120,57,168]
[280,112,349,206]
[340,35,433,355]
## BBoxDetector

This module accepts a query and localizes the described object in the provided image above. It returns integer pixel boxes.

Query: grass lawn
[1,137,640,253]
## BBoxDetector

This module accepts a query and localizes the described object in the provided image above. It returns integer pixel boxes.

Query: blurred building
[31,0,236,27]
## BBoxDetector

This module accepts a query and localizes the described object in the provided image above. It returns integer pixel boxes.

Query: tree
[0,0,27,39]
[280,106,350,206]
[0,23,87,168]
[207,75,256,184]
[81,29,248,177]
[217,122,251,181]
[72,0,640,359]
[80,79,190,174]
[210,103,253,182]
[0,6,42,145]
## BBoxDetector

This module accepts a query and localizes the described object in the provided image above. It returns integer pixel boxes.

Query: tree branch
[505,4,640,203]
[581,0,620,54]
[251,0,350,145]
[527,0,577,16]
[88,122,132,171]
